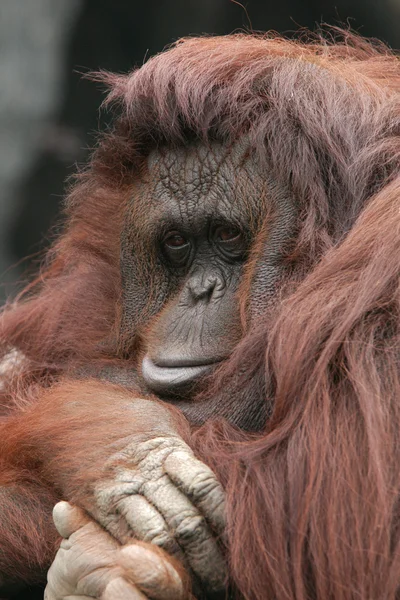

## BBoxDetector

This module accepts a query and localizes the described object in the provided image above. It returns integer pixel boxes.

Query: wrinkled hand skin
[45,501,192,600]
[88,435,227,597]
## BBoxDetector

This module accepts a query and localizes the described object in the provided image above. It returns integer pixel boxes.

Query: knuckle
[175,514,205,542]
[134,435,185,461]
[191,471,220,495]
[145,527,172,547]
[95,479,142,511]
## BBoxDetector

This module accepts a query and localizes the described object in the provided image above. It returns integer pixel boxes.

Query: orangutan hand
[90,435,226,597]
[45,501,191,600]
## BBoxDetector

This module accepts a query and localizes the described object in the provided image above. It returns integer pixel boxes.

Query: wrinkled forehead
[130,140,269,232]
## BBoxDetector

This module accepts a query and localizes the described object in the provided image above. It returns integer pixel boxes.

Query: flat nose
[188,274,217,302]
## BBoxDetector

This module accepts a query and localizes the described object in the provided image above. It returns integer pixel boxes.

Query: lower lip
[141,356,212,394]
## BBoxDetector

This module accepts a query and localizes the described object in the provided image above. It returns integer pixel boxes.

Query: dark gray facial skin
[121,141,269,398]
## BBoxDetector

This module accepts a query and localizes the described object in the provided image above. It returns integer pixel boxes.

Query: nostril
[205,275,217,293]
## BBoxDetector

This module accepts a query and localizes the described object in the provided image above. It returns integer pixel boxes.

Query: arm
[0,379,226,596]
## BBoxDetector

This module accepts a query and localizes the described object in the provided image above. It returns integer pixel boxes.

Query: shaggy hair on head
[1,30,400,599]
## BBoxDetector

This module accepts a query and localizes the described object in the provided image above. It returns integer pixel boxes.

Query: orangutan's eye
[162,231,191,265]
[214,226,242,243]
[163,232,188,248]
[213,225,246,259]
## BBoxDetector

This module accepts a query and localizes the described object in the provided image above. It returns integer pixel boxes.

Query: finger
[120,543,187,600]
[47,516,121,599]
[140,475,226,593]
[164,451,226,535]
[93,478,146,541]
[53,596,94,600]
[53,501,92,539]
[116,494,185,562]
[63,597,94,600]
[65,528,121,598]
[102,577,147,600]
[45,591,94,600]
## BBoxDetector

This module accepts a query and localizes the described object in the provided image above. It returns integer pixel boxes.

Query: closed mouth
[141,355,219,394]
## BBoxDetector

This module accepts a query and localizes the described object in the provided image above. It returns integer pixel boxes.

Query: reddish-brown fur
[1,30,400,598]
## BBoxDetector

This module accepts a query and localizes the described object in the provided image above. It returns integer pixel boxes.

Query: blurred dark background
[1,0,399,304]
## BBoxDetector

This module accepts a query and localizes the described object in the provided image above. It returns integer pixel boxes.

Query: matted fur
[1,30,400,598]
